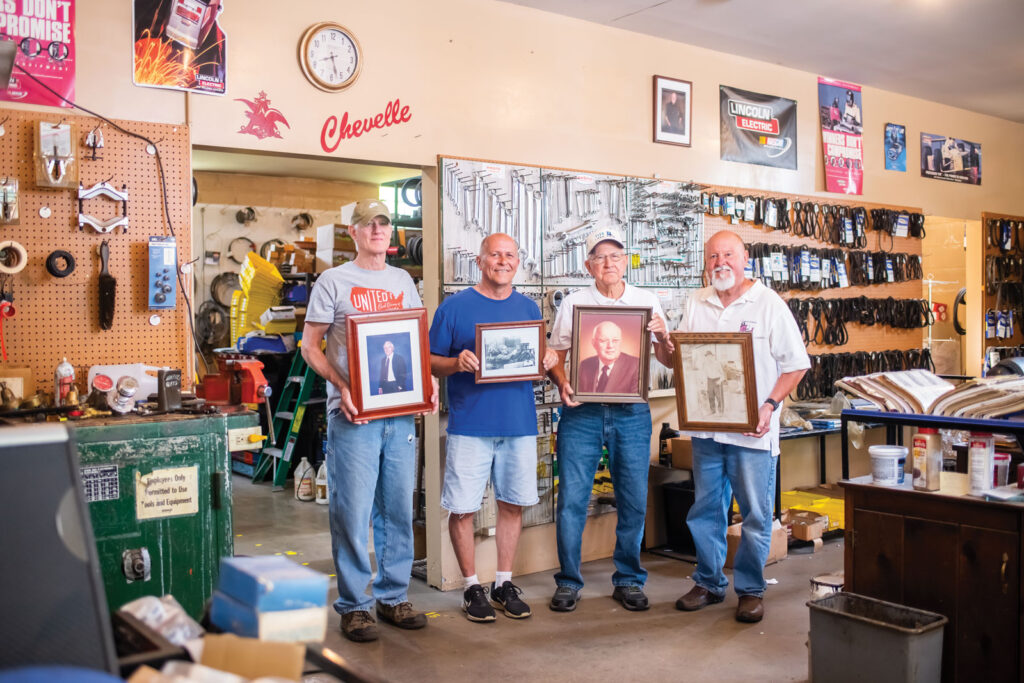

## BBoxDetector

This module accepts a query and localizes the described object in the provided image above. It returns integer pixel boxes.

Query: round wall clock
[298,22,361,92]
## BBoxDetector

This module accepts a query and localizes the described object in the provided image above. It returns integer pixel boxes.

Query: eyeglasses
[0,35,69,62]
[590,252,625,264]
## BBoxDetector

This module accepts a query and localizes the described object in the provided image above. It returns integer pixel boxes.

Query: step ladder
[252,349,326,490]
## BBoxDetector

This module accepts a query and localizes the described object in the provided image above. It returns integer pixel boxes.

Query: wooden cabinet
[843,477,1024,682]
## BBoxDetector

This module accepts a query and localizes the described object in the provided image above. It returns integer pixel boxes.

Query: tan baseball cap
[585,226,625,255]
[350,199,392,227]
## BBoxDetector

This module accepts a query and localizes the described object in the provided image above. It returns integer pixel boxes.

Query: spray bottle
[55,357,75,407]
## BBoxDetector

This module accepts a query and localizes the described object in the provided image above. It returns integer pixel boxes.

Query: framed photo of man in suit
[570,305,652,403]
[346,308,432,420]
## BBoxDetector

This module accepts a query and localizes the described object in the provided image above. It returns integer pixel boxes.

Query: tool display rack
[979,211,1024,374]
[438,155,705,529]
[439,155,703,398]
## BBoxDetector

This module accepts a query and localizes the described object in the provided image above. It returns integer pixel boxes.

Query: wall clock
[298,22,361,92]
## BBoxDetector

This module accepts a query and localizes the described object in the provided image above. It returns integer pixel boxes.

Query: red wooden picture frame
[346,308,433,420]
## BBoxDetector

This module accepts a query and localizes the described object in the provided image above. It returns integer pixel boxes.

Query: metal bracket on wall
[78,180,129,233]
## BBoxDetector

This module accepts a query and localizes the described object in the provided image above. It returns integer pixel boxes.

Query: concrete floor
[233,475,841,683]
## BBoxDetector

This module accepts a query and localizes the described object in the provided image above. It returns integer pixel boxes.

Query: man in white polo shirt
[674,230,809,623]
[547,227,674,613]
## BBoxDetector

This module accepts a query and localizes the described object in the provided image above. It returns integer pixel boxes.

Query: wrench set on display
[441,157,703,288]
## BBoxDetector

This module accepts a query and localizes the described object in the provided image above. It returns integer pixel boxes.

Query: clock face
[299,23,361,92]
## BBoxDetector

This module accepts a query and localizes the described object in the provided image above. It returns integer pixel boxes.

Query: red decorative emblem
[235,91,290,140]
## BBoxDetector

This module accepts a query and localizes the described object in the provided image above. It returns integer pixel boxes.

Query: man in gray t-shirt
[302,198,437,643]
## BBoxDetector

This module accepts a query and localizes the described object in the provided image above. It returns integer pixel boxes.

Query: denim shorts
[441,434,539,513]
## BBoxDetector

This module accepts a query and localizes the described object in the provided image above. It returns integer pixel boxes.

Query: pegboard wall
[702,184,925,355]
[0,107,193,394]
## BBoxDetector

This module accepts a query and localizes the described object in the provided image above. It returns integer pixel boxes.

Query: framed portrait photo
[346,308,432,420]
[670,332,757,433]
[570,305,652,404]
[654,75,692,147]
[475,320,546,384]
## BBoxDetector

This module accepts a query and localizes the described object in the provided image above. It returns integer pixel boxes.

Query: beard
[711,266,735,292]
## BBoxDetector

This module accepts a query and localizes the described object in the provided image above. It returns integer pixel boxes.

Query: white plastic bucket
[869,445,908,486]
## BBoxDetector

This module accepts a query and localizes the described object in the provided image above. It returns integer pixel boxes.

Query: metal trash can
[807,592,947,683]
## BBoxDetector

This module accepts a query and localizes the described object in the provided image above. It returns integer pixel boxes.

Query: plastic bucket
[869,445,907,486]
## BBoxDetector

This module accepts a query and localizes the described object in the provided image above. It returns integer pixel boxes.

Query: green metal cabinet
[72,412,258,619]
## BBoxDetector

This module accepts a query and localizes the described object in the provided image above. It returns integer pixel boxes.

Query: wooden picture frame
[570,305,652,404]
[475,320,546,384]
[653,75,692,147]
[346,308,432,420]
[670,332,758,432]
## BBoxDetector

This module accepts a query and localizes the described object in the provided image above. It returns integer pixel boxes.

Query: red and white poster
[818,77,863,195]
[0,0,76,108]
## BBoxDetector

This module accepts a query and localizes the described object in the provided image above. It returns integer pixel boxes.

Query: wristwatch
[764,398,780,412]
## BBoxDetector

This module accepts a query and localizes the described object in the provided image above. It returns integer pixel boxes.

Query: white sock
[464,574,479,588]
[495,571,512,587]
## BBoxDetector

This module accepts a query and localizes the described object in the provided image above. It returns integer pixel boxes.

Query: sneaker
[490,581,532,619]
[376,601,427,630]
[549,585,580,612]
[462,584,496,622]
[341,610,378,642]
[612,585,650,611]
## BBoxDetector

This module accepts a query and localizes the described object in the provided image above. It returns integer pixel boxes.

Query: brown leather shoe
[376,601,427,630]
[735,595,764,623]
[675,585,725,611]
[341,610,379,642]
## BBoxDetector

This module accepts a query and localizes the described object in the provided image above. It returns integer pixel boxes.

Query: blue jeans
[686,437,777,597]
[554,402,652,590]
[326,409,416,614]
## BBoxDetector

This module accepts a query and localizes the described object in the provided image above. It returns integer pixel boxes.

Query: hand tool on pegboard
[98,240,116,330]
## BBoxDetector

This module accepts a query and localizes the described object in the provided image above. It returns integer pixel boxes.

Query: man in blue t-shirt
[429,233,557,624]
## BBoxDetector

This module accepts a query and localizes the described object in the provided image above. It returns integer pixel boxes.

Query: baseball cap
[350,199,392,227]
[585,227,625,255]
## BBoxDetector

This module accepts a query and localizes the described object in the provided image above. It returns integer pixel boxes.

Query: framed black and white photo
[475,320,545,384]
[346,308,432,420]
[654,75,692,147]
[570,305,652,403]
[671,332,757,432]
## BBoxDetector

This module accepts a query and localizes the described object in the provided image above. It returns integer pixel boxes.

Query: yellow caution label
[292,405,306,433]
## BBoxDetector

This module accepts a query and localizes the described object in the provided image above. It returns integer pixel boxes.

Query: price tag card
[836,261,850,288]
[895,214,909,237]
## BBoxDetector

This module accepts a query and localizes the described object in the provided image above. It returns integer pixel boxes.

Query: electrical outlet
[228,426,264,452]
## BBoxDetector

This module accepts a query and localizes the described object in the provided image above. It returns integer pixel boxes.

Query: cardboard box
[724,521,787,568]
[316,248,356,273]
[201,633,305,681]
[670,437,693,470]
[316,223,355,252]
[784,508,829,541]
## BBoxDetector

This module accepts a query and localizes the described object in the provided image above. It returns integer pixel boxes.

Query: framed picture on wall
[653,75,692,147]
[475,320,546,384]
[570,305,652,403]
[670,332,758,432]
[346,308,433,420]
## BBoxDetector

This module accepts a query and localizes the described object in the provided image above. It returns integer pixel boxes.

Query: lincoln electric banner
[0,0,75,108]
[133,0,226,95]
[719,86,797,170]
[817,77,863,195]
[921,133,981,185]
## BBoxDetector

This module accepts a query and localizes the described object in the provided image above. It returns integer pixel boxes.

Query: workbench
[72,411,259,619]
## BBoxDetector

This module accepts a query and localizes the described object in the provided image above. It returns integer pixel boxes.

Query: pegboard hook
[51,117,66,128]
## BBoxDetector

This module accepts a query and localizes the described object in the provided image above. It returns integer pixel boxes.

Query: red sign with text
[321,98,412,152]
